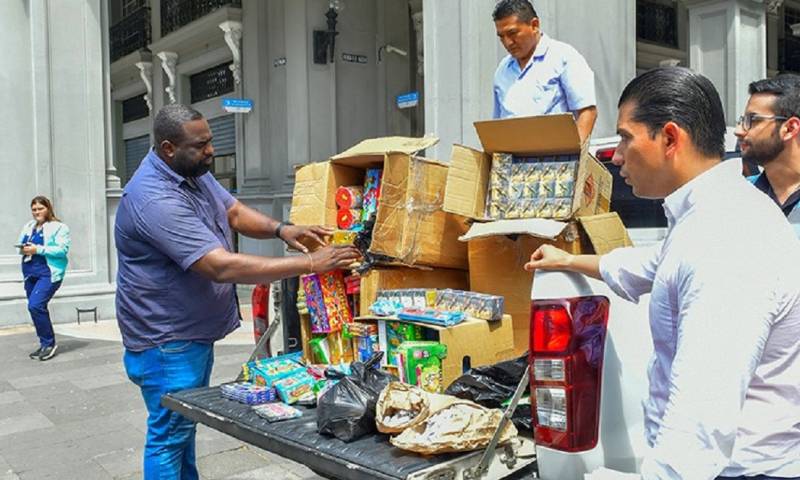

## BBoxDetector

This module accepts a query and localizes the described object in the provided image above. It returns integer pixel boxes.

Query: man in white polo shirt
[492,0,597,143]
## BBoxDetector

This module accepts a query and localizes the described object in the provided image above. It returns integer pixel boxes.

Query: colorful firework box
[241,351,305,388]
[274,371,316,404]
[361,168,382,222]
[486,153,579,220]
[252,402,303,423]
[220,382,277,405]
[302,271,353,334]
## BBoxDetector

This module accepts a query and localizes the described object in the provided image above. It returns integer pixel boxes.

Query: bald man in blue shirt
[493,0,598,143]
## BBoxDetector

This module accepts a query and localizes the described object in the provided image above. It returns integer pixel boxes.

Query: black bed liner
[163,385,470,480]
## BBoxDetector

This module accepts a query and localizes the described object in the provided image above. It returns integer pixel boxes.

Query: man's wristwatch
[275,221,294,241]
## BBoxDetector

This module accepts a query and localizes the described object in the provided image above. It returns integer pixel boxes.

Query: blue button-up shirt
[493,33,596,119]
[115,149,240,351]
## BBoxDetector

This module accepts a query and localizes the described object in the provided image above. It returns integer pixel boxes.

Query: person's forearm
[576,106,598,145]
[567,254,602,280]
[228,201,281,239]
[198,249,312,284]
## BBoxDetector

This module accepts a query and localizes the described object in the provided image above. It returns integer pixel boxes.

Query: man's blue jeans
[124,341,214,480]
[24,276,61,348]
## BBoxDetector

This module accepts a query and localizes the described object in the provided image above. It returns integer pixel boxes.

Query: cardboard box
[290,137,469,270]
[443,114,613,221]
[464,214,631,355]
[359,267,469,316]
[369,315,516,389]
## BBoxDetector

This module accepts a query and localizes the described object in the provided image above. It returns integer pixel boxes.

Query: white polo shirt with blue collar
[493,33,596,119]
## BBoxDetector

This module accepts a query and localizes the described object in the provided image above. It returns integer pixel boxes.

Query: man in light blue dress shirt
[492,0,598,143]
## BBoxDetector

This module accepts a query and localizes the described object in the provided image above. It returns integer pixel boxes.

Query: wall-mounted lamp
[313,0,344,64]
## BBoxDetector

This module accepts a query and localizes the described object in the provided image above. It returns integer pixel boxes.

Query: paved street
[0,322,323,480]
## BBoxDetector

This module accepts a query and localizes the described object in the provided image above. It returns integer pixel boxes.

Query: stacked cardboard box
[443,114,630,354]
[290,137,469,270]
[289,117,631,385]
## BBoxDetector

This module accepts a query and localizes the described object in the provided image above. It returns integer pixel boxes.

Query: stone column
[687,0,767,125]
[101,0,122,190]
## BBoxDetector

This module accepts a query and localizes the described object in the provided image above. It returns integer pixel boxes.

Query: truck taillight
[595,147,616,163]
[529,296,609,452]
[251,284,269,345]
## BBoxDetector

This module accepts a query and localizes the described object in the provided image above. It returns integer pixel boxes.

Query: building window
[124,134,151,184]
[122,94,150,123]
[637,0,679,49]
[207,115,237,193]
[161,0,241,37]
[780,6,800,73]
[122,0,148,18]
[109,5,151,62]
[190,62,235,103]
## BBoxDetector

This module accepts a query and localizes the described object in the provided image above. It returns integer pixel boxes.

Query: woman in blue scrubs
[17,196,71,361]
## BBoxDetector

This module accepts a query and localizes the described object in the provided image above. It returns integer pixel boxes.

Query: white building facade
[0,0,796,326]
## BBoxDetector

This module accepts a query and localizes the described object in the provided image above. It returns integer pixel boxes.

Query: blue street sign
[396,91,419,109]
[222,98,254,113]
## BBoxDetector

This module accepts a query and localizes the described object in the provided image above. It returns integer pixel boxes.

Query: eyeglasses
[737,112,789,132]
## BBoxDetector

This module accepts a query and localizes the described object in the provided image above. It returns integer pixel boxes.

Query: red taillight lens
[251,284,269,344]
[532,304,572,352]
[595,147,615,163]
[529,296,610,452]
[251,284,269,320]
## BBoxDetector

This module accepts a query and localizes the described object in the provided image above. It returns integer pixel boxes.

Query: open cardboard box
[443,114,613,222]
[290,136,469,270]
[464,213,632,355]
[356,315,515,389]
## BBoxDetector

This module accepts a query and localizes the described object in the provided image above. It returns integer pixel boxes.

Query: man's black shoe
[29,347,43,359]
[38,345,58,361]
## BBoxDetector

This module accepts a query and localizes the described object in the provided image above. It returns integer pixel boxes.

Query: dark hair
[153,104,204,148]
[493,0,538,22]
[748,74,800,119]
[31,196,59,222]
[618,67,726,158]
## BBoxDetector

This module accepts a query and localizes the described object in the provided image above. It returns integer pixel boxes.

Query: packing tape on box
[370,157,443,266]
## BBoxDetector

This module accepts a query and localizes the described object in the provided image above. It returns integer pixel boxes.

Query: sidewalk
[0,317,323,480]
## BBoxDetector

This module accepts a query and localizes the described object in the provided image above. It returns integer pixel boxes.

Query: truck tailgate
[164,386,536,480]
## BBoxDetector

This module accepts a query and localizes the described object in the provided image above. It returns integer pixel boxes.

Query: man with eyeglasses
[734,74,800,236]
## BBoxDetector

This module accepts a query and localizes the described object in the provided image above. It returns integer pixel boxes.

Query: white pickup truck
[163,135,749,480]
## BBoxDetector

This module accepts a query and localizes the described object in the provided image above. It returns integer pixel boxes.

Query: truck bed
[163,386,537,480]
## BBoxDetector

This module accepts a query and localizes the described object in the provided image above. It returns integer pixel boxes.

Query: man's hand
[309,245,361,273]
[524,245,603,279]
[279,225,333,253]
[524,244,573,272]
[21,244,37,256]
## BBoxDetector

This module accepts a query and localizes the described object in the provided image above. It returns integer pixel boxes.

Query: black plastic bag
[444,354,532,431]
[317,352,397,442]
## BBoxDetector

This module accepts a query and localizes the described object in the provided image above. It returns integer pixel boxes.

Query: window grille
[122,94,149,123]
[161,0,241,37]
[190,63,235,103]
[636,0,679,49]
[780,7,800,72]
[110,6,151,62]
